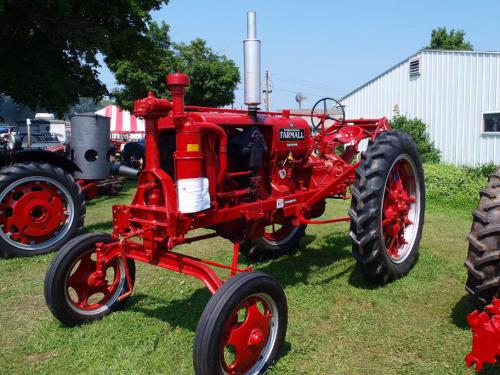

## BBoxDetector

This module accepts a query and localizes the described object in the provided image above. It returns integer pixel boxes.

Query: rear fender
[13,150,81,174]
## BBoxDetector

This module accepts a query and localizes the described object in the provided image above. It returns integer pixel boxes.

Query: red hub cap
[382,157,418,261]
[221,296,274,374]
[0,179,71,248]
[66,250,124,312]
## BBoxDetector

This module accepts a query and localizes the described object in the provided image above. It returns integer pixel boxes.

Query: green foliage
[424,163,496,210]
[0,0,168,115]
[428,27,473,51]
[463,161,497,179]
[110,22,240,110]
[390,116,441,163]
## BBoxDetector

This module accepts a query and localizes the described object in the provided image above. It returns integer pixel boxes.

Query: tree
[428,27,473,51]
[390,116,441,163]
[110,22,240,110]
[0,0,168,115]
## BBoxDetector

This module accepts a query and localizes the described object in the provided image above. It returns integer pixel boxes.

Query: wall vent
[409,57,421,77]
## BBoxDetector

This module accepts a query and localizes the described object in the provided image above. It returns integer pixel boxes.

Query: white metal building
[341,49,500,166]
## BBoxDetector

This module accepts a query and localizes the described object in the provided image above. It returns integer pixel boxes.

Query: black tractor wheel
[240,219,306,261]
[465,168,500,309]
[194,271,287,375]
[0,162,85,258]
[349,130,425,284]
[44,233,136,326]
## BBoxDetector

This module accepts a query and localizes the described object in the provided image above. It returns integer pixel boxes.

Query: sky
[98,0,500,112]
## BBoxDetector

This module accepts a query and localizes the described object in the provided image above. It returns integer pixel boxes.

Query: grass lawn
[0,183,494,374]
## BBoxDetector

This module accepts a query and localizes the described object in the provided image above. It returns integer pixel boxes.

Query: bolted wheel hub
[382,156,419,262]
[65,250,124,312]
[0,178,73,249]
[221,296,273,374]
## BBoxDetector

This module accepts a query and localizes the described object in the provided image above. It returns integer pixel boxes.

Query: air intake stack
[244,11,261,111]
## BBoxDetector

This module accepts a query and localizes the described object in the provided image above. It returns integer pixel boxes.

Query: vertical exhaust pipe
[244,11,261,110]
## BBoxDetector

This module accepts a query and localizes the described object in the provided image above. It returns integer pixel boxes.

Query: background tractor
[464,167,500,371]
[44,12,426,375]
[0,113,138,258]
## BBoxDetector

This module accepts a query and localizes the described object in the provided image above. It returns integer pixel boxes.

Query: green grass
[0,183,493,374]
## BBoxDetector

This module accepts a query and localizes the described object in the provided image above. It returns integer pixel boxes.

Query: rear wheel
[465,169,500,308]
[349,131,425,284]
[0,162,85,257]
[240,219,306,261]
[44,233,135,326]
[194,271,287,375]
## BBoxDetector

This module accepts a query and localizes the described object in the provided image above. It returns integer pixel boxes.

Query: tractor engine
[225,118,311,203]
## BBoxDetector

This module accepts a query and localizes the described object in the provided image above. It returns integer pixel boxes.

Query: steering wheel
[310,97,345,133]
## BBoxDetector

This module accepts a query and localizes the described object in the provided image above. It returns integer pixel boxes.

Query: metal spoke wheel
[349,130,425,284]
[44,233,135,326]
[194,272,287,375]
[381,155,421,263]
[0,162,85,257]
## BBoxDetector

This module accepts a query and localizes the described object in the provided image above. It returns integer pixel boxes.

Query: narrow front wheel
[44,233,135,326]
[194,271,287,375]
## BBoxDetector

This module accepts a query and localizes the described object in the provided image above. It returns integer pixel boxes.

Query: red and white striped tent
[95,105,145,137]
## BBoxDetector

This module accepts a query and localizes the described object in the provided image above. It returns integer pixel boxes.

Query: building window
[483,112,500,133]
[409,58,420,77]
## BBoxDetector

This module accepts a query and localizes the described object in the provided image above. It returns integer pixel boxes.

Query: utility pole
[263,69,272,111]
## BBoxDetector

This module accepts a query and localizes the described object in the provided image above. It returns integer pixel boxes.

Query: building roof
[340,49,500,101]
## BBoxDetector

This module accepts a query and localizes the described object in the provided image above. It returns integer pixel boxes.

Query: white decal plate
[177,177,210,213]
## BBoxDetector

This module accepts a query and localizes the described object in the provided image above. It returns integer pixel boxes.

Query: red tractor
[464,167,500,372]
[44,12,425,374]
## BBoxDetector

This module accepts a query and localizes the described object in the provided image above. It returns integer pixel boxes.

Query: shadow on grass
[452,295,474,330]
[347,263,379,291]
[128,289,211,332]
[126,232,358,332]
[256,233,355,288]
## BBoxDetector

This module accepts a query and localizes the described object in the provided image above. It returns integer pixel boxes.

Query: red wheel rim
[382,156,419,262]
[220,295,277,374]
[262,219,296,243]
[65,249,124,313]
[0,177,73,250]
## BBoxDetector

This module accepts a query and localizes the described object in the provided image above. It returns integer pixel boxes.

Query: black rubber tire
[240,224,306,262]
[0,162,85,258]
[193,271,287,375]
[349,130,425,284]
[465,169,500,309]
[44,233,135,326]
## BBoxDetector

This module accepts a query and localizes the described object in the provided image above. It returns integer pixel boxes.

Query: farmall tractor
[464,167,500,372]
[44,12,425,375]
[0,113,137,258]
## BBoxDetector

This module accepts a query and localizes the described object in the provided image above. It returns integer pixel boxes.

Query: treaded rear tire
[349,130,425,284]
[465,168,500,309]
[0,162,85,258]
